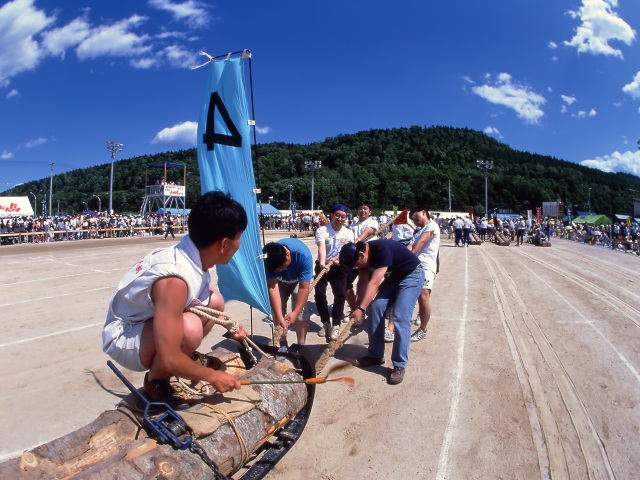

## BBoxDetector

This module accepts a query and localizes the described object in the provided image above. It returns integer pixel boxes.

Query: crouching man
[102,191,248,407]
[339,239,422,385]
[263,238,314,348]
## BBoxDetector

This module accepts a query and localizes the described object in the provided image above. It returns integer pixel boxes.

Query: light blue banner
[197,57,270,315]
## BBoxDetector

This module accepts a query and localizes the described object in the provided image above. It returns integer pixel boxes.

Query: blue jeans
[366,268,423,368]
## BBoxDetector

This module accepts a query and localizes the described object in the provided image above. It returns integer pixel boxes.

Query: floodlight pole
[92,194,102,213]
[304,160,322,211]
[587,187,591,214]
[476,160,494,216]
[287,184,294,213]
[48,162,55,217]
[106,141,123,215]
[29,191,37,217]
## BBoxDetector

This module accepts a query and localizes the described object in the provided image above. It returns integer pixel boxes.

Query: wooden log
[468,232,482,245]
[289,231,315,238]
[494,232,511,246]
[0,351,308,479]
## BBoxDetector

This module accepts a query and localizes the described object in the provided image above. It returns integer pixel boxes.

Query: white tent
[0,196,34,218]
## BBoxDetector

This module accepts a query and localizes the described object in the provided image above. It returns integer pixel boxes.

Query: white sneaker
[384,327,395,343]
[262,315,274,329]
[413,317,420,326]
[410,328,428,342]
[317,322,330,337]
[329,325,340,341]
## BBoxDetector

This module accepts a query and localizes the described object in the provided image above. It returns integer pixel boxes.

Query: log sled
[468,232,482,245]
[494,232,511,246]
[0,343,316,479]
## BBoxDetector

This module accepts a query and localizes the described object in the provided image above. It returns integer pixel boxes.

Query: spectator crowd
[0,213,188,245]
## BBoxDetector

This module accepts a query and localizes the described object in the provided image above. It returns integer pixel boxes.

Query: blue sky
[1,0,639,193]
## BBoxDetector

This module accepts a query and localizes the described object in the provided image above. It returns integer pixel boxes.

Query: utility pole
[287,184,294,213]
[304,160,322,211]
[106,141,123,214]
[476,160,494,216]
[448,180,452,212]
[29,191,37,217]
[587,187,592,214]
[49,162,55,217]
[92,194,102,213]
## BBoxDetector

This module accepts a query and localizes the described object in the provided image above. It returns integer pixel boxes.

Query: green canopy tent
[572,214,611,225]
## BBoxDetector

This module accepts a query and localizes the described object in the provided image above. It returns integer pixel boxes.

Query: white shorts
[102,319,146,372]
[422,269,436,291]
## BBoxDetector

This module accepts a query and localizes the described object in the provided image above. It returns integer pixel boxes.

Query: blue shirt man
[263,238,314,346]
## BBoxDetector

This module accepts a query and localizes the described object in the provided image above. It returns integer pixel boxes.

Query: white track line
[0,286,113,307]
[522,261,640,386]
[0,268,125,287]
[0,322,103,348]
[436,248,468,480]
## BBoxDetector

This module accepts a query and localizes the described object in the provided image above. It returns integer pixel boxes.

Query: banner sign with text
[196,57,270,314]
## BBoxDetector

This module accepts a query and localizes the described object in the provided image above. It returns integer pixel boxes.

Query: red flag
[394,209,409,224]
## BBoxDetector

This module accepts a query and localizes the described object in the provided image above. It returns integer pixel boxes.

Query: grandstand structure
[139,162,187,217]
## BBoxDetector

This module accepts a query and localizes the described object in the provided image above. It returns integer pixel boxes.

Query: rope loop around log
[201,402,250,468]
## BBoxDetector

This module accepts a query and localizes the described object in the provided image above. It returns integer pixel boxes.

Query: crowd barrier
[0,226,187,246]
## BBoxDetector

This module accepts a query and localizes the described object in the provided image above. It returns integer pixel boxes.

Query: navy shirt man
[339,239,422,385]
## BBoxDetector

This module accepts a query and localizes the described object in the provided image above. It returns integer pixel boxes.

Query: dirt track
[1,232,639,479]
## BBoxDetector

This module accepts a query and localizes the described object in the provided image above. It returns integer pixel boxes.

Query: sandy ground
[0,231,639,479]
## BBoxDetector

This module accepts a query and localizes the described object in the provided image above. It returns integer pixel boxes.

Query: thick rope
[309,257,337,290]
[315,314,358,375]
[201,402,250,467]
[187,305,271,359]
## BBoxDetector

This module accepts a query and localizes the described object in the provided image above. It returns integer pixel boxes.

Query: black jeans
[314,261,349,327]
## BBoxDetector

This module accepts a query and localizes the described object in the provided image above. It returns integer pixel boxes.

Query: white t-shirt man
[315,223,355,261]
[411,221,441,274]
[350,217,379,242]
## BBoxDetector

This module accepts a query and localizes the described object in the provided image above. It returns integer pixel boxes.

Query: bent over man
[340,239,422,385]
[263,238,314,348]
[102,191,248,407]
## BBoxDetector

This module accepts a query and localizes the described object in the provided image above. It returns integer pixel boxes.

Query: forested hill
[8,126,640,217]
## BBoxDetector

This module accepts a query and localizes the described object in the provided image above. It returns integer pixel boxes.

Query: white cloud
[42,17,91,57]
[471,73,546,124]
[622,71,640,99]
[580,149,640,175]
[1,149,14,160]
[148,0,211,29]
[160,44,199,68]
[564,0,636,58]
[483,126,502,139]
[548,41,558,49]
[1,2,204,81]
[151,121,197,145]
[572,109,597,118]
[255,125,272,135]
[77,15,152,60]
[561,94,577,105]
[6,88,19,99]
[25,137,48,148]
[0,0,55,81]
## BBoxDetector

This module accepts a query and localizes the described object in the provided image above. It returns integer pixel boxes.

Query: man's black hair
[339,241,366,269]
[356,200,372,210]
[262,242,287,273]
[188,191,248,249]
[410,206,430,217]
